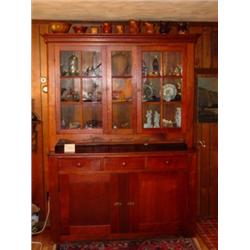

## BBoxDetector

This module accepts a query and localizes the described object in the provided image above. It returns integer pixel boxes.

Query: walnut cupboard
[45,33,198,241]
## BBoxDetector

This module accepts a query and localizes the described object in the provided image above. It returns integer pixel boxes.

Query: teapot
[129,20,139,34]
[144,22,154,34]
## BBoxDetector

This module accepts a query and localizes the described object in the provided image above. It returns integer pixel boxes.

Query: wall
[31,21,218,217]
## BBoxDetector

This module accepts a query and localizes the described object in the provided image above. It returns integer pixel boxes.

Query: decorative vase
[129,20,139,34]
[159,21,170,34]
[103,22,112,33]
[175,107,181,127]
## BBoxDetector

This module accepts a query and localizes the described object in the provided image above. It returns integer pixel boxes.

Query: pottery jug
[129,20,139,34]
[103,22,112,33]
[144,22,154,34]
[112,52,129,76]
[159,21,170,34]
[177,22,188,34]
[90,26,98,34]
[115,24,125,34]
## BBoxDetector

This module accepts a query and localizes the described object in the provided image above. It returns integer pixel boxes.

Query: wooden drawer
[147,156,187,169]
[58,158,101,171]
[103,157,145,170]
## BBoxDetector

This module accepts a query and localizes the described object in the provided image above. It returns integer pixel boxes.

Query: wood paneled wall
[31,21,218,218]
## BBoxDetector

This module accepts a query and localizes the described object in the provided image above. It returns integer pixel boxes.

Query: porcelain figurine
[68,55,79,76]
[175,107,181,127]
[153,110,160,128]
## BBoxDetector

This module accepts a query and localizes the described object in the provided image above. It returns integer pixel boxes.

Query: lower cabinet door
[59,172,112,240]
[136,171,188,234]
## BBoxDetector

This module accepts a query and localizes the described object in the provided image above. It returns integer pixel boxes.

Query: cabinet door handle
[113,202,122,206]
[127,202,135,206]
[198,140,206,148]
[121,161,127,166]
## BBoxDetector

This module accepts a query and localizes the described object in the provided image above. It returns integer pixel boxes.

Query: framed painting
[196,69,218,122]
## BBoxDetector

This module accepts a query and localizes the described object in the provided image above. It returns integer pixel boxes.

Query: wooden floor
[32,228,209,250]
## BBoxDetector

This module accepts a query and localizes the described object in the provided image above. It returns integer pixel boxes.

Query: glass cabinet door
[60,49,103,131]
[109,48,136,132]
[142,50,183,129]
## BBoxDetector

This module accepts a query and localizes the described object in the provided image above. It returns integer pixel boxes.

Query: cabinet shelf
[142,75,182,79]
[61,101,81,104]
[112,76,132,79]
[112,100,132,103]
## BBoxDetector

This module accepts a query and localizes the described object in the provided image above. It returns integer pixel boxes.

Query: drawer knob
[121,161,126,166]
[114,202,122,206]
[76,162,81,167]
[165,160,170,164]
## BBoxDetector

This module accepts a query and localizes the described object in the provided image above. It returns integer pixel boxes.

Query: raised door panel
[136,171,188,234]
[59,172,111,238]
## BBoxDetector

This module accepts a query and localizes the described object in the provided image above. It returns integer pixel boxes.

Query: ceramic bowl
[73,26,88,33]
[50,22,71,33]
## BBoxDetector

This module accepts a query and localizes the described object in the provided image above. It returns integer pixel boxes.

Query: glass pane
[163,104,181,128]
[82,51,102,76]
[142,52,161,76]
[83,103,102,129]
[112,103,132,129]
[61,104,82,129]
[162,79,182,102]
[112,51,131,76]
[82,79,102,102]
[163,52,182,76]
[112,78,132,102]
[61,78,81,102]
[60,51,81,76]
[142,78,160,102]
[143,104,161,129]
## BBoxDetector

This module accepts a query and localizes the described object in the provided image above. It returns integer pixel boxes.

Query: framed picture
[196,69,218,122]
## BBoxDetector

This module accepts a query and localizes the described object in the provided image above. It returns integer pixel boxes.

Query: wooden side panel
[211,26,218,68]
[201,27,212,68]
[32,23,45,217]
[39,24,50,211]
[189,26,203,68]
[209,123,218,217]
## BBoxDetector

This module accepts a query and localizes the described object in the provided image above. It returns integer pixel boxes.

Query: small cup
[90,26,99,34]
[115,24,125,34]
[103,22,112,33]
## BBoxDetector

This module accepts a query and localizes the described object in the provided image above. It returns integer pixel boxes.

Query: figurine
[153,110,160,128]
[175,107,181,127]
[68,55,79,76]
[145,110,153,128]
[152,55,159,75]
